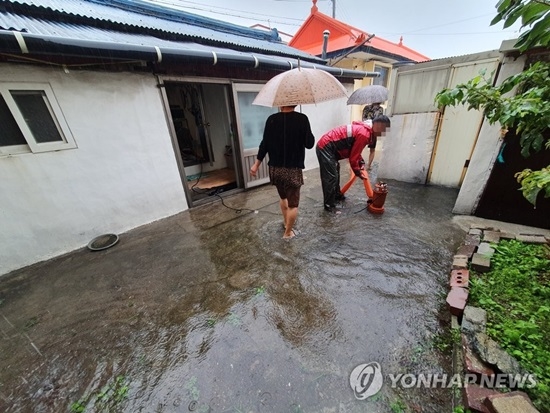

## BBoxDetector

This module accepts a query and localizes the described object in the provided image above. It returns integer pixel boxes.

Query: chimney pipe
[322,29,330,59]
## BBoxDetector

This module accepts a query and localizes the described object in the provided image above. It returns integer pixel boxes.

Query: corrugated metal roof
[0,12,284,58]
[3,0,320,62]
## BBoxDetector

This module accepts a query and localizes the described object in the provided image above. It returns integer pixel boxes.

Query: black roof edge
[324,46,418,64]
[0,31,381,79]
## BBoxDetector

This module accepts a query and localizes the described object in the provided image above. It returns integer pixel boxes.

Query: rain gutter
[0,31,380,79]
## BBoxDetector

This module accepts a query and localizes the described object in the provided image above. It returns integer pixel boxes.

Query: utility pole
[332,0,336,18]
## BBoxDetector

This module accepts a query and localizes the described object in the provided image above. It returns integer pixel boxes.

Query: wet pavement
[1,166,485,412]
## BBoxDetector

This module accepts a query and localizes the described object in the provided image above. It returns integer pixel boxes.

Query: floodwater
[0,168,467,413]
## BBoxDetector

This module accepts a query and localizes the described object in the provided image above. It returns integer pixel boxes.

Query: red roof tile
[289,3,430,62]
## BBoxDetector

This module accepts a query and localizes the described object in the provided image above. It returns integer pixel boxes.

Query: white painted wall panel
[428,58,500,187]
[0,64,186,276]
[392,66,450,114]
[377,112,439,184]
[453,55,527,214]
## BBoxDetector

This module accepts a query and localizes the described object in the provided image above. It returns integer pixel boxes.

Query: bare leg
[280,198,288,229]
[283,207,298,238]
[367,147,375,170]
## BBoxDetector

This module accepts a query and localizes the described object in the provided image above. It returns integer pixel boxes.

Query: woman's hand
[250,160,260,177]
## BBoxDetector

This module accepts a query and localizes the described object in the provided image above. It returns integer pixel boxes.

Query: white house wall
[301,84,354,170]
[0,64,187,276]
[453,55,527,214]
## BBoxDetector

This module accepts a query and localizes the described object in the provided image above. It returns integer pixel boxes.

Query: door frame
[231,82,276,189]
[157,75,243,206]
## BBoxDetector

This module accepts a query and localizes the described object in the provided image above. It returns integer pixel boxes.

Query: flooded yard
[0,168,467,412]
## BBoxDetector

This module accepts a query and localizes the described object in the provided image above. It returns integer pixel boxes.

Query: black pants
[316,145,341,208]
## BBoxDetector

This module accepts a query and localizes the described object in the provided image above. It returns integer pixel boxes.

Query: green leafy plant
[491,0,550,52]
[435,61,550,205]
[227,312,242,327]
[70,375,129,413]
[515,166,550,205]
[433,325,461,353]
[468,239,550,411]
[452,407,473,413]
[390,398,407,413]
[184,376,200,401]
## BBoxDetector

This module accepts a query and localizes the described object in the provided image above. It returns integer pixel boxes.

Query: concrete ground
[1,166,548,413]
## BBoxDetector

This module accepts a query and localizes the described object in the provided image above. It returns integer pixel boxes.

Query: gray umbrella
[346,85,388,105]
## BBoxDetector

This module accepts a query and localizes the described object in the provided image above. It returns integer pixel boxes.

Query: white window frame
[0,82,76,156]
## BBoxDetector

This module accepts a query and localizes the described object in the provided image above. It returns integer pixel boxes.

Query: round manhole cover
[87,234,119,251]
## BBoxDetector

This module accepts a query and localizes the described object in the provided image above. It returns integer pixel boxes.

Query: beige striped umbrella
[252,67,348,107]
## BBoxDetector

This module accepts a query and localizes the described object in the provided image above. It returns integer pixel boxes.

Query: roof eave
[0,30,380,79]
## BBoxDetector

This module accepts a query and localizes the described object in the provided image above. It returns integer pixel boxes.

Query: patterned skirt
[269,166,304,188]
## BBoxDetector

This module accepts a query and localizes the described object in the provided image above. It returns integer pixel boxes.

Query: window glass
[11,91,64,143]
[236,91,276,150]
[0,94,26,146]
[373,65,389,88]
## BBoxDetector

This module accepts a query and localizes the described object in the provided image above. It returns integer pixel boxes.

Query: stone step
[483,391,540,413]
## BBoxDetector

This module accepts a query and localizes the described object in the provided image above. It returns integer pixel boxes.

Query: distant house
[0,0,376,276]
[289,0,429,119]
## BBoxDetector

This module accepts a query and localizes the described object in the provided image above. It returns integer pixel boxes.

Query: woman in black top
[250,106,315,239]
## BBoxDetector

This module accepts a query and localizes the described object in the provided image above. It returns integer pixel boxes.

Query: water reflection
[0,176,465,412]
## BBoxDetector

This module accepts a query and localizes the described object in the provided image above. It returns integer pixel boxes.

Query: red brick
[463,385,501,413]
[483,391,539,413]
[450,269,469,288]
[447,287,469,317]
[457,244,477,258]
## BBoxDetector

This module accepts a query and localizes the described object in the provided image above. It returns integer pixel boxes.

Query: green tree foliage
[491,0,550,51]
[436,0,550,205]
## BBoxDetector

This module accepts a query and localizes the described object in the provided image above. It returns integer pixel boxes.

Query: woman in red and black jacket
[316,115,390,212]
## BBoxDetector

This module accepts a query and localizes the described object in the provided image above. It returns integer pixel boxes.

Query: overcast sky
[152,0,524,60]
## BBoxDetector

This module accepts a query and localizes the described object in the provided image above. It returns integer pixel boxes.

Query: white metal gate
[428,58,500,187]
[232,83,277,188]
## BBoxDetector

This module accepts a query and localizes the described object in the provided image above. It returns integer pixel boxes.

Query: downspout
[0,31,380,79]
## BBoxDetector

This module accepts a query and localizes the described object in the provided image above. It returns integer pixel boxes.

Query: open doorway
[164,82,241,205]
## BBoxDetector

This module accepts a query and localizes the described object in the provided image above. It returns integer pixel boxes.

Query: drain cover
[87,234,119,251]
